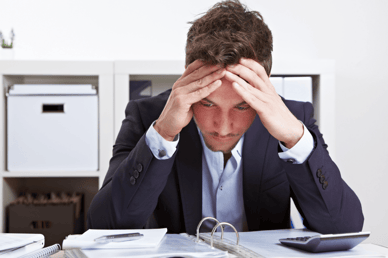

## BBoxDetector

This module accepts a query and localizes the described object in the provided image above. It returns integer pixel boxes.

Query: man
[87,0,363,234]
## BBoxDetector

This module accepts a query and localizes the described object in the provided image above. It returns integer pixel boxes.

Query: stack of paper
[65,234,228,258]
[0,233,44,258]
[63,228,167,249]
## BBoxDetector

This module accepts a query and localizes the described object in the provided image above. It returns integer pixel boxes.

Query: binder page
[62,228,167,249]
[65,234,228,258]
[205,229,384,258]
[0,234,43,252]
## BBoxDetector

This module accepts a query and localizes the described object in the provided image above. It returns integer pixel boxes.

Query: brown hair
[186,0,273,76]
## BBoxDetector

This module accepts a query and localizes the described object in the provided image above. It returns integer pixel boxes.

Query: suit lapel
[176,119,203,234]
[243,115,271,231]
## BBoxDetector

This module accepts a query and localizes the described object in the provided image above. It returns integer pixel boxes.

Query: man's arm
[224,59,363,233]
[285,101,364,233]
[87,61,226,229]
[87,100,176,229]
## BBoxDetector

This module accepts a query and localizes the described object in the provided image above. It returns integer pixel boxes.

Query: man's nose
[214,111,233,136]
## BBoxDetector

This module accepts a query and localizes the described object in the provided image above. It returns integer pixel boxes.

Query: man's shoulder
[124,89,171,126]
[133,89,171,111]
[281,97,314,121]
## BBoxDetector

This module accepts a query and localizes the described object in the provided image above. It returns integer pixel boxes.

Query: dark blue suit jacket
[87,89,364,235]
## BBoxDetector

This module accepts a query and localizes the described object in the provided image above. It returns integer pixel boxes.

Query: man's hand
[154,60,225,141]
[224,58,303,148]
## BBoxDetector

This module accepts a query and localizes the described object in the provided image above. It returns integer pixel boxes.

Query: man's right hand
[154,60,225,141]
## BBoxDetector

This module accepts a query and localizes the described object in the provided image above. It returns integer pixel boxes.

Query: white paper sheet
[62,228,167,250]
[205,229,384,258]
[65,234,227,258]
[0,234,44,252]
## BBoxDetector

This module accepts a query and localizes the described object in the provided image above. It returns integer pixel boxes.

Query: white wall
[1,0,388,246]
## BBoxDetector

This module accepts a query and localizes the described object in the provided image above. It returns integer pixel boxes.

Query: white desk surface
[50,243,388,258]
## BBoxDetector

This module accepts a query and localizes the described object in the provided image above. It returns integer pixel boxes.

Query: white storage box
[7,85,98,172]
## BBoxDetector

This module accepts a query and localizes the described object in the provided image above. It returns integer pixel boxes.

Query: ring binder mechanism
[210,222,239,247]
[195,217,224,242]
[196,216,262,258]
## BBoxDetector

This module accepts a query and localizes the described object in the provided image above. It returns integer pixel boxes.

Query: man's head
[187,0,273,154]
[186,0,273,75]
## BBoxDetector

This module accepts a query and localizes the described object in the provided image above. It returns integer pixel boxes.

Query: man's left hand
[224,58,303,149]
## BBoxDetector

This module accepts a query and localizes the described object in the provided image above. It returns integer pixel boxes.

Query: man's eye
[201,102,213,107]
[236,106,249,111]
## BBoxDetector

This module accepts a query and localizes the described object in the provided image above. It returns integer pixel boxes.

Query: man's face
[192,78,257,153]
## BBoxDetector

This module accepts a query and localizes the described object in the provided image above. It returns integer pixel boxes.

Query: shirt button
[220,186,223,190]
[158,149,166,158]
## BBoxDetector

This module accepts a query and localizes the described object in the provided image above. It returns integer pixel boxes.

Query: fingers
[232,81,265,113]
[181,68,225,94]
[187,79,222,104]
[240,58,270,84]
[181,60,206,78]
[225,71,265,101]
[226,59,276,94]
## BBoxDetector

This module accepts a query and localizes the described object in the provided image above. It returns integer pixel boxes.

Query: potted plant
[0,29,15,59]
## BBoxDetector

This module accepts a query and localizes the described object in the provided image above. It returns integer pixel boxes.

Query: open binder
[65,217,382,258]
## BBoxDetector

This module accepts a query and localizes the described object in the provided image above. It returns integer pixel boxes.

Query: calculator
[279,232,370,253]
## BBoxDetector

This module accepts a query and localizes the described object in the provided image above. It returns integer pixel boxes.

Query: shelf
[2,171,100,178]
[2,177,99,232]
[0,60,115,233]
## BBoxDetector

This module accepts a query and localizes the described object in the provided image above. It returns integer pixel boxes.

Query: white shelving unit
[0,59,335,233]
[0,60,115,233]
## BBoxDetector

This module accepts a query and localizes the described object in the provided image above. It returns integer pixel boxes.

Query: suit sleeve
[285,101,364,234]
[87,100,176,229]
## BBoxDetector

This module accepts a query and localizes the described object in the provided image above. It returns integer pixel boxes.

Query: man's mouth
[209,133,238,142]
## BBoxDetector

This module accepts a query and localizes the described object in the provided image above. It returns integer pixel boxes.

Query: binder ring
[196,217,224,242]
[210,222,239,248]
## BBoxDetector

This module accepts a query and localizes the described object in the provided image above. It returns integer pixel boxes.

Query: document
[62,228,167,249]
[199,229,384,258]
[64,234,227,258]
[0,233,45,258]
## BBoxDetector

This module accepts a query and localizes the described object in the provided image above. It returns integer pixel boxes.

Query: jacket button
[130,176,136,185]
[319,175,326,184]
[317,169,322,177]
[133,170,139,179]
[322,181,328,190]
[137,163,143,173]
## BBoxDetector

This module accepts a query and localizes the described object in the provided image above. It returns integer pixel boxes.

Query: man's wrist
[146,121,179,160]
[154,120,176,142]
[282,121,304,149]
[278,122,314,164]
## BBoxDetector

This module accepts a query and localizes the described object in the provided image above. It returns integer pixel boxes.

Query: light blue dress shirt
[145,121,314,232]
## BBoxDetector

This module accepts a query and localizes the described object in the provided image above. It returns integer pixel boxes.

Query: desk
[50,244,388,257]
